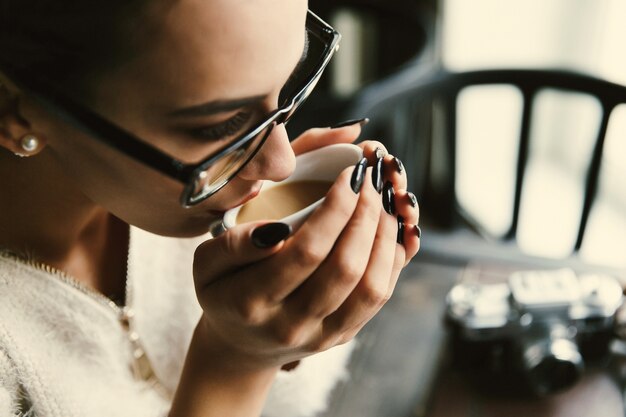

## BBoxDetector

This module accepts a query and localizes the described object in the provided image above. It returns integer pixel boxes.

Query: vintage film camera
[445,268,624,395]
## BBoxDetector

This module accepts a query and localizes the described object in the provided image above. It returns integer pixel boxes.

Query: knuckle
[309,335,337,353]
[274,322,306,349]
[296,294,340,321]
[359,282,388,308]
[334,259,364,287]
[292,241,325,267]
[234,296,266,325]
[298,299,327,319]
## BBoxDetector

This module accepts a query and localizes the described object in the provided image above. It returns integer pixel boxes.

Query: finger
[358,140,388,163]
[334,218,408,341]
[383,154,408,191]
[400,223,421,267]
[291,123,363,156]
[394,189,420,225]
[357,143,407,185]
[250,165,361,301]
[357,145,408,193]
[323,205,398,335]
[193,221,289,289]
[285,165,382,320]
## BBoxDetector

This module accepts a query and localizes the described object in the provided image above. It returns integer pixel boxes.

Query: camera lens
[522,338,583,395]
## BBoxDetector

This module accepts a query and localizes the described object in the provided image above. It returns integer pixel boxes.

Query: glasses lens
[282,73,322,124]
[182,14,339,206]
[183,123,274,205]
[278,25,329,110]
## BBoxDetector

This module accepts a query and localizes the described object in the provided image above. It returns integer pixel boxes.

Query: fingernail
[393,156,404,174]
[372,156,384,193]
[350,157,368,194]
[407,191,418,208]
[397,217,405,245]
[330,117,370,129]
[374,147,386,160]
[382,181,396,215]
[251,222,292,248]
[415,225,422,239]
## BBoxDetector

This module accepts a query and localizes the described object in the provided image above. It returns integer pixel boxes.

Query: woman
[0,0,420,416]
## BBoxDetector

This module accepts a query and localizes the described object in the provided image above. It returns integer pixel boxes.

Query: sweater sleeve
[0,349,25,417]
[262,341,355,417]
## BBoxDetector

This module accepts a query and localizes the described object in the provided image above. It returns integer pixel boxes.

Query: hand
[192,144,420,371]
[292,119,420,264]
[172,122,420,417]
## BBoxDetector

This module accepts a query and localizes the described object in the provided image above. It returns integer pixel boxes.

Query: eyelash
[188,112,253,141]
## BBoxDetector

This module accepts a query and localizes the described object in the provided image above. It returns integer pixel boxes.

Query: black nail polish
[330,117,370,129]
[372,156,384,193]
[393,157,404,174]
[407,191,418,208]
[382,181,396,215]
[415,225,422,239]
[350,157,368,194]
[397,218,405,245]
[251,222,292,248]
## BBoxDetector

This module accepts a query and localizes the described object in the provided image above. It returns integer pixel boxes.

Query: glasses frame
[0,10,340,207]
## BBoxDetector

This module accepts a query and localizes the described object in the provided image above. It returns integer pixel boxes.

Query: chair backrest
[288,0,436,138]
[351,68,626,260]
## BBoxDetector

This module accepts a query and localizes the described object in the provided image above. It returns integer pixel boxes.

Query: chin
[133,214,221,239]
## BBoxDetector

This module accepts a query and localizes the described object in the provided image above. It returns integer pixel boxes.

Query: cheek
[49,128,172,201]
[45,126,222,236]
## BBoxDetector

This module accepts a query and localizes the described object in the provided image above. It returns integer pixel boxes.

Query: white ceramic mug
[211,143,363,236]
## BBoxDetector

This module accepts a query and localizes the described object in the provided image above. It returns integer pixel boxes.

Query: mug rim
[222,143,363,229]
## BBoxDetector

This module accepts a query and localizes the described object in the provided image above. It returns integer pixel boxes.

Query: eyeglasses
[1,10,340,207]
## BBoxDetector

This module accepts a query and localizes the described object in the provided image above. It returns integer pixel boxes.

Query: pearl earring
[20,134,39,153]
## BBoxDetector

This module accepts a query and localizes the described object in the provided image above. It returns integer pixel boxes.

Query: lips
[234,187,261,208]
[209,183,263,215]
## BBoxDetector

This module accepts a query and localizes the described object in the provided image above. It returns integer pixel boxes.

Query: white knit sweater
[0,227,353,417]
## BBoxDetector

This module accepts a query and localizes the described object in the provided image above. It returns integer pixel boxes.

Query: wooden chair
[351,68,626,263]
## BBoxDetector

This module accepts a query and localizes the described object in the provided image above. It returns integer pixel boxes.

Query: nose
[237,123,296,182]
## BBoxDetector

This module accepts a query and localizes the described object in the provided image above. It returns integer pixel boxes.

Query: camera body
[445,268,623,395]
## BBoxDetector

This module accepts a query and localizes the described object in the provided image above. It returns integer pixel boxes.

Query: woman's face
[32,0,308,237]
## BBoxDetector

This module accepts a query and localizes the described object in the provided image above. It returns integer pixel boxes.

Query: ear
[0,76,47,157]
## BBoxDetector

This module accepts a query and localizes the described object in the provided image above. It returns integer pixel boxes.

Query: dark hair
[0,1,155,95]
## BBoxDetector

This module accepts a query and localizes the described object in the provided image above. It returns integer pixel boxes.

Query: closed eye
[187,111,253,141]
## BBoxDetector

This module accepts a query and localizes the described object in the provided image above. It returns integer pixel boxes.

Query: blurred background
[292,0,626,270]
[298,2,626,416]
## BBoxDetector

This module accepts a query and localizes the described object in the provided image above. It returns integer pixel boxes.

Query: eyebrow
[167,95,267,118]
[168,31,310,119]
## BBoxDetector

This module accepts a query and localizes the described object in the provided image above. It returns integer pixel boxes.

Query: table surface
[319,229,626,417]
[320,259,457,417]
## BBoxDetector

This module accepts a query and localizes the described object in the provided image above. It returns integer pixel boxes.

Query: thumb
[193,222,292,288]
